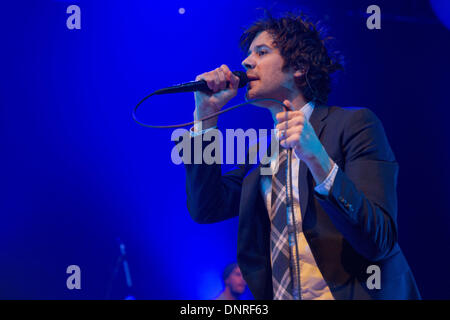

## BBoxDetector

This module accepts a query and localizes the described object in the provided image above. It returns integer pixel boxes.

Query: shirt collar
[300,100,315,121]
[273,100,315,128]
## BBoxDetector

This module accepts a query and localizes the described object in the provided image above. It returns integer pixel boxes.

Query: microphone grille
[232,71,249,88]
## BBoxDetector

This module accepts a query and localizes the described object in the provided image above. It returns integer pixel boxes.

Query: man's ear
[293,69,303,77]
[294,65,307,78]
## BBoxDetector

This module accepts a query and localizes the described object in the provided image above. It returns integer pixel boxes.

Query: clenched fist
[275,100,335,184]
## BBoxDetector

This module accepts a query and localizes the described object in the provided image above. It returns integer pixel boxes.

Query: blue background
[1,0,449,299]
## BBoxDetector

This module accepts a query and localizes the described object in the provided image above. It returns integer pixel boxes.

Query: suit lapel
[299,104,329,219]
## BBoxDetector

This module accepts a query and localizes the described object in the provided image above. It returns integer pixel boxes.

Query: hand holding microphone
[132,65,252,129]
[193,64,242,130]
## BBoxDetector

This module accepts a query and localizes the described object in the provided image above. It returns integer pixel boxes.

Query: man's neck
[269,94,308,124]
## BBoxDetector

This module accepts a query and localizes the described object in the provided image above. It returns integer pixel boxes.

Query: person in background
[215,263,247,300]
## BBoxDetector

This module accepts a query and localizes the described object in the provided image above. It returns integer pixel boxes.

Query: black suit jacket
[182,105,421,299]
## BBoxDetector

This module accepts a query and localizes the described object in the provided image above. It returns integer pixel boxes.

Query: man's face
[225,267,247,295]
[241,31,298,104]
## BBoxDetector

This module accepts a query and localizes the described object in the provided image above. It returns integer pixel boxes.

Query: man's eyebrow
[247,44,271,56]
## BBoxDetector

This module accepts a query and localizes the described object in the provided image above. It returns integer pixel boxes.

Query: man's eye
[258,50,267,56]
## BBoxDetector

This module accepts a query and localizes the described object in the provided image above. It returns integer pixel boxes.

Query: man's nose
[241,56,255,70]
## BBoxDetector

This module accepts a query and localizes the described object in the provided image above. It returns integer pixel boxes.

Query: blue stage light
[430,0,450,30]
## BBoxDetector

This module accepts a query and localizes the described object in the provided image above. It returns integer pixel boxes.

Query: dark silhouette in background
[215,263,247,300]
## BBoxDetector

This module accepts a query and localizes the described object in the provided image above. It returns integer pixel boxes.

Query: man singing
[182,13,420,300]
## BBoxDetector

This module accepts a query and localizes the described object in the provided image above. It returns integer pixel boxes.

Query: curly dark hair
[240,12,343,104]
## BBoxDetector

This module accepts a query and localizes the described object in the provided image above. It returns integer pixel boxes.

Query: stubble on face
[243,31,299,112]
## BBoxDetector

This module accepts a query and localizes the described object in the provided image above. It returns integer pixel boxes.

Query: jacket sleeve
[180,130,249,224]
[315,108,399,261]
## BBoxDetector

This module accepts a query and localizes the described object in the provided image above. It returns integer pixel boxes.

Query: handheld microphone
[153,71,249,95]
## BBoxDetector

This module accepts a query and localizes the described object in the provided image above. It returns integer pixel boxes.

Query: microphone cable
[132,89,289,129]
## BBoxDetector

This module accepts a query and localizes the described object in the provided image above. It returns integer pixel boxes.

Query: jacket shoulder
[325,105,395,161]
[327,105,381,123]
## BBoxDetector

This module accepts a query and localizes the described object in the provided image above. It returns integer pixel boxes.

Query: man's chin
[245,88,255,100]
[232,286,246,295]
[245,90,278,109]
[246,89,267,106]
